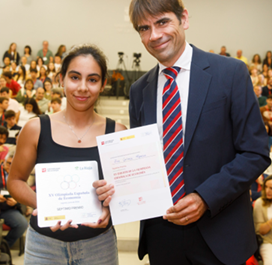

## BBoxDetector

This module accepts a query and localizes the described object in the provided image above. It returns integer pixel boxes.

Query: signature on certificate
[113,154,147,165]
[119,199,131,208]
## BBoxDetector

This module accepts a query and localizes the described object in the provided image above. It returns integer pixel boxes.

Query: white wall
[0,0,271,71]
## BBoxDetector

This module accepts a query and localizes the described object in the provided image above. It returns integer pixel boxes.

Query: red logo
[101,141,105,145]
[139,197,143,202]
[42,168,46,173]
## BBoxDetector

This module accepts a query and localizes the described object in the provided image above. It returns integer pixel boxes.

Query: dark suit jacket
[129,45,270,265]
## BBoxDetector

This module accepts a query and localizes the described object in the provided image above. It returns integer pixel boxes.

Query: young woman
[250,54,262,74]
[38,66,50,83]
[8,44,125,264]
[253,175,272,264]
[28,60,38,78]
[2,43,20,65]
[47,62,56,80]
[263,51,272,69]
[23,45,33,65]
[14,65,26,87]
[16,79,36,103]
[43,79,53,100]
[17,97,41,127]
[36,57,47,72]
[55,44,67,59]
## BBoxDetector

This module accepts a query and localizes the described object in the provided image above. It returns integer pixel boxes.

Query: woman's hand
[6,198,17,207]
[93,180,115,207]
[81,206,110,229]
[0,195,6,203]
[32,209,78,232]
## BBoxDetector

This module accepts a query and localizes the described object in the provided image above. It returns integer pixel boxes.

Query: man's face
[4,157,12,173]
[21,56,27,65]
[0,134,7,145]
[5,117,15,128]
[254,87,261,97]
[36,88,44,100]
[1,100,9,110]
[221,47,226,53]
[0,78,6,88]
[43,41,49,50]
[0,92,9,98]
[138,10,189,67]
[55,56,61,64]
[237,50,242,58]
[267,98,272,108]
[30,71,37,79]
[3,57,10,66]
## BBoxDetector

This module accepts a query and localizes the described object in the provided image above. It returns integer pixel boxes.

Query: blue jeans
[0,209,28,247]
[25,226,119,265]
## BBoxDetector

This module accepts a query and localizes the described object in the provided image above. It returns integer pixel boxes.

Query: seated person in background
[43,80,52,100]
[27,60,37,77]
[2,71,20,98]
[47,97,62,114]
[0,126,9,163]
[263,51,272,69]
[10,62,18,78]
[18,97,41,127]
[38,66,50,84]
[219,45,230,57]
[47,62,56,80]
[2,57,11,71]
[254,85,267,107]
[36,41,53,65]
[250,54,262,74]
[0,77,6,89]
[35,87,49,114]
[253,175,272,265]
[29,69,43,90]
[22,45,33,65]
[52,88,66,110]
[2,43,20,65]
[235,49,248,66]
[20,56,30,72]
[0,97,9,126]
[0,150,28,248]
[16,79,36,104]
[13,65,26,88]
[260,95,272,125]
[0,87,20,123]
[36,57,47,72]
[262,77,272,97]
[250,67,259,86]
[54,55,62,72]
[4,110,21,147]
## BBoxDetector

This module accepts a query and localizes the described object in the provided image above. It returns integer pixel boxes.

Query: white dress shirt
[156,42,193,148]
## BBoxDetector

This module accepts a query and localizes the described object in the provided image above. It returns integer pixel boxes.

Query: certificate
[35,161,102,228]
[97,124,173,225]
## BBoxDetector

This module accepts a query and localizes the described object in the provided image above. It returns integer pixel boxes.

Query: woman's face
[61,55,106,112]
[24,47,30,55]
[38,58,43,66]
[265,179,272,200]
[18,67,23,75]
[11,62,17,70]
[62,46,66,52]
[31,61,36,68]
[10,43,16,51]
[25,104,33,113]
[40,67,46,75]
[267,52,272,59]
[253,55,259,63]
[25,81,33,90]
[263,65,268,72]
[44,81,52,92]
[48,63,54,71]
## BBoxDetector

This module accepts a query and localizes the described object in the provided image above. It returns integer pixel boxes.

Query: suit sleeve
[195,62,270,217]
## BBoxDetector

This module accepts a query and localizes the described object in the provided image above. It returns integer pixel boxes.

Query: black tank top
[30,115,115,242]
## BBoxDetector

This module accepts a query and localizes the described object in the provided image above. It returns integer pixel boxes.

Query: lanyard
[1,166,5,189]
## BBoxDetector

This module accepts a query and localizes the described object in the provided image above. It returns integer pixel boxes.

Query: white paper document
[35,161,102,228]
[97,124,173,225]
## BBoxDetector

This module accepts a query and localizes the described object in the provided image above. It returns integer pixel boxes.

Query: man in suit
[94,0,270,264]
[127,0,270,264]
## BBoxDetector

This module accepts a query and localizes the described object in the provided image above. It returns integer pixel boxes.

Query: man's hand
[0,195,6,203]
[6,198,17,207]
[163,193,208,225]
[93,180,115,207]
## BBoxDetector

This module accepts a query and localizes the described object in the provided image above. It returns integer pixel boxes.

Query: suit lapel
[184,46,212,156]
[143,65,159,125]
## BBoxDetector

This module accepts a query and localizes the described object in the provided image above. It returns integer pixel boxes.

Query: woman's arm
[259,219,272,235]
[7,118,40,208]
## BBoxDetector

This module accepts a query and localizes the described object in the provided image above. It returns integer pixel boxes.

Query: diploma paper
[35,161,102,228]
[97,124,173,225]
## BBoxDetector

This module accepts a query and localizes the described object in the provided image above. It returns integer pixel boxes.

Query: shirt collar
[159,42,193,75]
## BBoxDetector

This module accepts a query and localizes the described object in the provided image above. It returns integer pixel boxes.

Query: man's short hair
[0,126,8,138]
[0,97,8,104]
[52,88,64,98]
[0,87,10,94]
[51,97,62,104]
[129,0,184,31]
[2,71,12,79]
[5,110,16,120]
[30,68,38,74]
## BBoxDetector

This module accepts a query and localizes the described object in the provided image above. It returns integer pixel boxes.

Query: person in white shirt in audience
[22,45,33,65]
[54,55,62,72]
[18,97,41,127]
[35,87,49,114]
[20,56,30,72]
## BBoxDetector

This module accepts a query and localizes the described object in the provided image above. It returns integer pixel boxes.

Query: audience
[0,87,20,123]
[2,57,11,70]
[235,49,248,66]
[13,65,26,87]
[35,87,49,114]
[36,57,46,72]
[52,88,66,110]
[10,62,18,78]
[47,62,56,80]
[43,80,52,100]
[22,45,33,65]
[0,77,6,89]
[254,86,267,107]
[28,60,37,77]
[0,97,9,126]
[18,97,41,127]
[253,175,272,264]
[2,43,20,65]
[0,126,9,163]
[29,69,43,90]
[250,67,259,86]
[55,44,67,59]
[36,40,53,65]
[262,77,272,98]
[263,51,272,69]
[250,54,262,74]
[16,79,36,104]
[4,110,21,147]
[54,55,62,72]
[38,66,49,83]
[20,56,30,72]
[49,97,62,114]
[219,45,230,57]
[2,71,20,98]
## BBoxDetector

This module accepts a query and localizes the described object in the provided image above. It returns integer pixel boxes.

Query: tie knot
[163,67,180,80]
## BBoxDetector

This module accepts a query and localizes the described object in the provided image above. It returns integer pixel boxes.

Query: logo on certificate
[137,196,146,205]
[42,168,46,173]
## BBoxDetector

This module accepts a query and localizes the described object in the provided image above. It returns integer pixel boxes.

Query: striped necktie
[162,67,185,205]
